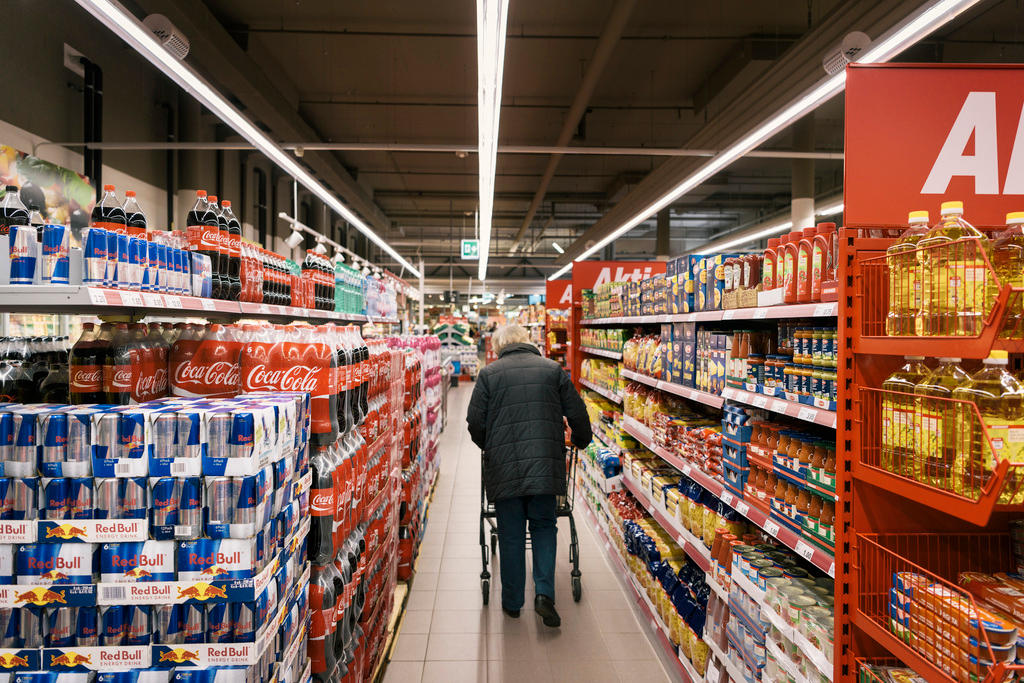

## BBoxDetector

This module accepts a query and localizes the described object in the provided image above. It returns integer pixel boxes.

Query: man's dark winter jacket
[466,342,592,502]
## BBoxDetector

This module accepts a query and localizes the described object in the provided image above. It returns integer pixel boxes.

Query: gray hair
[491,324,532,355]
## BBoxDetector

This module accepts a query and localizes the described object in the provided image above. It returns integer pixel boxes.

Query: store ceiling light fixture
[548,0,981,281]
[551,241,564,254]
[74,0,421,279]
[475,0,511,282]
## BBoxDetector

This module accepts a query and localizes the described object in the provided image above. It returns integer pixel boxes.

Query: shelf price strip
[579,346,623,360]
[620,369,724,409]
[621,416,835,578]
[580,378,623,404]
[580,302,838,327]
[720,386,837,429]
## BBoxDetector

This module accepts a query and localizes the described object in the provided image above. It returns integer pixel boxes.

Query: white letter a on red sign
[921,91,999,195]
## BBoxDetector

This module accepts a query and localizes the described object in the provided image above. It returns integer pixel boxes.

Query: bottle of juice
[881,356,931,477]
[952,350,1024,502]
[885,211,930,336]
[796,227,816,303]
[762,237,780,290]
[993,211,1024,338]
[782,231,800,304]
[811,222,836,301]
[914,357,971,491]
[916,201,992,336]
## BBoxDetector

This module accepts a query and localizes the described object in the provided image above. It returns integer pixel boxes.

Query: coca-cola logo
[135,367,169,399]
[311,492,334,514]
[173,360,240,391]
[71,368,102,391]
[243,364,321,394]
[111,368,133,390]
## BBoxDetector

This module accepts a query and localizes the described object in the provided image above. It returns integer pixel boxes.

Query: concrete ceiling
[152,0,1023,289]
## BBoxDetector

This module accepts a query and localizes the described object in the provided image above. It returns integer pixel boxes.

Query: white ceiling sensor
[142,14,189,60]
[823,32,871,76]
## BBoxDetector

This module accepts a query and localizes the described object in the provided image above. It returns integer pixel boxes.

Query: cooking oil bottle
[952,350,1024,503]
[916,201,992,336]
[881,356,931,477]
[886,211,931,336]
[993,212,1024,338]
[913,357,971,490]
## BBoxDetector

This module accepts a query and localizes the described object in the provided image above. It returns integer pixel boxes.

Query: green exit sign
[461,239,480,260]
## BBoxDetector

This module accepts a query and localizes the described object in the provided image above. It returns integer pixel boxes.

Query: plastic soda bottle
[952,350,1024,502]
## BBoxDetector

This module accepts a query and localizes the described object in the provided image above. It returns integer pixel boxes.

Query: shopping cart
[479,447,582,605]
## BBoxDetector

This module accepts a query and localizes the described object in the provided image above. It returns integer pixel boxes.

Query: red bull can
[9,410,37,477]
[116,233,130,289]
[0,608,15,647]
[44,607,73,648]
[94,413,120,461]
[66,410,92,477]
[206,477,232,527]
[68,478,93,520]
[20,605,42,648]
[124,604,151,645]
[8,224,37,285]
[128,236,146,291]
[233,476,257,528]
[0,478,37,520]
[153,603,181,645]
[144,239,160,292]
[100,604,125,646]
[180,603,204,644]
[229,412,255,460]
[206,602,232,643]
[41,478,69,520]
[105,230,119,286]
[82,227,107,286]
[122,477,148,519]
[94,478,119,519]
[176,477,201,539]
[151,478,177,527]
[154,414,179,461]
[39,412,68,470]
[75,605,98,647]
[41,224,69,285]
[231,602,255,643]
[207,414,231,460]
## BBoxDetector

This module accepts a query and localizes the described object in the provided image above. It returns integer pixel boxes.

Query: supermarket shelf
[0,285,399,324]
[720,386,837,429]
[621,472,712,572]
[578,499,693,683]
[579,346,624,360]
[622,416,836,579]
[621,368,725,409]
[581,302,838,326]
[707,637,747,683]
[580,378,623,404]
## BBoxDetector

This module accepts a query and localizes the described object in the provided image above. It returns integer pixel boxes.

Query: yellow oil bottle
[916,201,992,336]
[952,350,1024,503]
[913,357,971,490]
[993,212,1024,338]
[886,211,931,336]
[881,356,931,477]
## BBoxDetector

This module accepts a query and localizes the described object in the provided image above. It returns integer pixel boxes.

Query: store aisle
[383,383,676,683]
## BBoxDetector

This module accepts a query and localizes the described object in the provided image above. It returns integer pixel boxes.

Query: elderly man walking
[466,324,592,627]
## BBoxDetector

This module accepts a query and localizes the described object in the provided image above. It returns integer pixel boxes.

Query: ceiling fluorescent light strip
[476,0,510,282]
[74,0,421,279]
[550,0,980,281]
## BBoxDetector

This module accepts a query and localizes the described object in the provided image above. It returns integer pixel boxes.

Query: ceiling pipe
[507,0,638,255]
[30,140,843,159]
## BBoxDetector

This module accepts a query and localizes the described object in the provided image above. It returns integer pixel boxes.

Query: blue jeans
[493,494,557,611]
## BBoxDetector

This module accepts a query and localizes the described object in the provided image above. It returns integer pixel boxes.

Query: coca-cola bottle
[91,184,127,233]
[309,565,338,683]
[303,326,339,445]
[0,363,23,403]
[207,196,227,300]
[185,191,221,299]
[221,200,242,300]
[309,443,336,565]
[325,559,350,679]
[39,363,69,403]
[104,323,134,404]
[170,323,240,399]
[0,185,29,236]
[122,190,147,236]
[147,324,169,400]
[69,323,106,404]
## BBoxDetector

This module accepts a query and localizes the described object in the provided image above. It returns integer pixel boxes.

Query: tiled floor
[382,384,676,683]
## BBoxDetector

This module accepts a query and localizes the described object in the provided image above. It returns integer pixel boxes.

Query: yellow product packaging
[688,501,706,537]
[691,634,710,676]
[679,624,693,661]
[665,487,683,520]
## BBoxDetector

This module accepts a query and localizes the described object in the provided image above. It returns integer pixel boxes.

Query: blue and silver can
[82,227,107,285]
[41,224,69,285]
[8,225,36,285]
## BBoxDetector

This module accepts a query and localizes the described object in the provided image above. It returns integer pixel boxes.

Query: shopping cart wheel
[481,578,490,605]
[571,571,582,602]
[490,532,498,558]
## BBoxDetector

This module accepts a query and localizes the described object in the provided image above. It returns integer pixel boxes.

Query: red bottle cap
[104,184,115,192]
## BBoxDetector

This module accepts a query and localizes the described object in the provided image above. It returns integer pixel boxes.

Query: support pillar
[791,114,816,230]
[655,209,671,260]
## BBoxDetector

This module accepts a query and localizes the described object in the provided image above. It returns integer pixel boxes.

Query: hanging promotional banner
[545,279,572,309]
[569,260,666,304]
[845,64,1024,226]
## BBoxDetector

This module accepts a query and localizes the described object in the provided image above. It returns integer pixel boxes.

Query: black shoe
[502,607,520,618]
[534,595,561,628]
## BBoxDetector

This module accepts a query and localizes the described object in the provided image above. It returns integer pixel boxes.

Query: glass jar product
[748,353,765,385]
[758,566,785,592]
[812,328,824,365]
[787,594,818,628]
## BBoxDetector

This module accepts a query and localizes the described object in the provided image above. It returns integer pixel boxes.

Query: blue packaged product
[82,227,107,286]
[74,605,97,647]
[176,538,256,581]
[100,604,125,646]
[205,602,231,643]
[100,541,176,582]
[16,544,94,584]
[124,605,151,645]
[41,224,69,285]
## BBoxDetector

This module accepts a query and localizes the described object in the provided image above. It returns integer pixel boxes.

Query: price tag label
[828,562,835,578]
[735,501,750,516]
[814,302,837,317]
[763,520,781,537]
[753,395,768,408]
[121,291,143,307]
[199,298,216,311]
[770,400,788,413]
[797,407,818,423]
[831,415,838,429]
[142,293,163,307]
[258,304,270,314]
[682,464,692,475]
[88,289,107,305]
[722,309,737,320]
[720,491,734,505]
[795,540,816,561]
[165,296,182,309]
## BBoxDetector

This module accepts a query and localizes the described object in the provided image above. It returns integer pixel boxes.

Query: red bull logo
[0,653,29,668]
[49,651,92,667]
[199,565,229,577]
[123,567,153,579]
[158,648,201,664]
[176,582,229,601]
[44,524,89,541]
[14,587,67,606]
